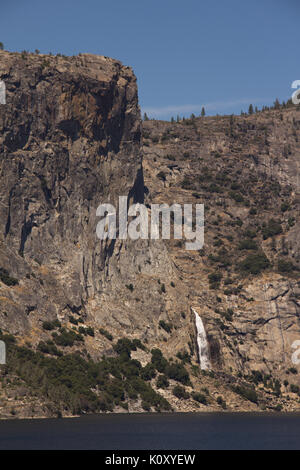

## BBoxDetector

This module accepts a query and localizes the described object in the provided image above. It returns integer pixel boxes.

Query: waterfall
[192,308,211,370]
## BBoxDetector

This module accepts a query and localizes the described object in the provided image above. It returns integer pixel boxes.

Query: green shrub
[250,370,264,385]
[278,259,297,274]
[165,362,191,386]
[160,283,166,294]
[131,338,146,351]
[238,239,258,251]
[157,171,167,181]
[222,308,233,322]
[0,268,18,286]
[42,320,61,331]
[239,252,270,275]
[208,183,222,193]
[85,327,94,337]
[99,328,113,341]
[142,401,151,411]
[37,341,62,357]
[78,326,87,335]
[52,328,83,347]
[4,335,174,415]
[141,363,156,381]
[181,176,194,190]
[191,392,207,405]
[151,348,168,373]
[129,377,171,411]
[243,229,257,239]
[113,337,145,358]
[156,374,169,389]
[216,396,226,409]
[176,350,191,363]
[224,287,241,296]
[262,219,282,239]
[125,283,134,292]
[229,191,244,203]
[114,338,135,358]
[173,385,189,399]
[42,321,55,331]
[290,384,299,394]
[232,385,258,404]
[208,272,222,289]
[159,320,172,333]
[281,202,290,212]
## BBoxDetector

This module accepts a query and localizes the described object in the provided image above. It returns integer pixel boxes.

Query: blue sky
[0,0,299,119]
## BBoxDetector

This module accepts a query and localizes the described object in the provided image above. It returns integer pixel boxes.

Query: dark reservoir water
[0,412,299,450]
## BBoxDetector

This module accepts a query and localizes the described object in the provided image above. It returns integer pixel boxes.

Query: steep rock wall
[0,51,185,355]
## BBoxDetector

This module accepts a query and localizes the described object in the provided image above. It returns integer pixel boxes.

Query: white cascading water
[192,308,211,370]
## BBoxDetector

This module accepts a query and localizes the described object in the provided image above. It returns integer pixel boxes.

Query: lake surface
[0,412,299,450]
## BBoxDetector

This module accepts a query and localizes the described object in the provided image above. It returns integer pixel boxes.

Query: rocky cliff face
[0,51,183,356]
[0,50,299,417]
[143,108,300,384]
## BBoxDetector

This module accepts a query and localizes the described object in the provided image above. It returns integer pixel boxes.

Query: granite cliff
[0,50,179,352]
[0,50,299,417]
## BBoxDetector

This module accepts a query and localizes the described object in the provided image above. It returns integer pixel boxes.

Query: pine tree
[143,113,149,121]
[201,107,205,117]
[0,42,4,51]
[248,104,254,115]
[274,98,280,110]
